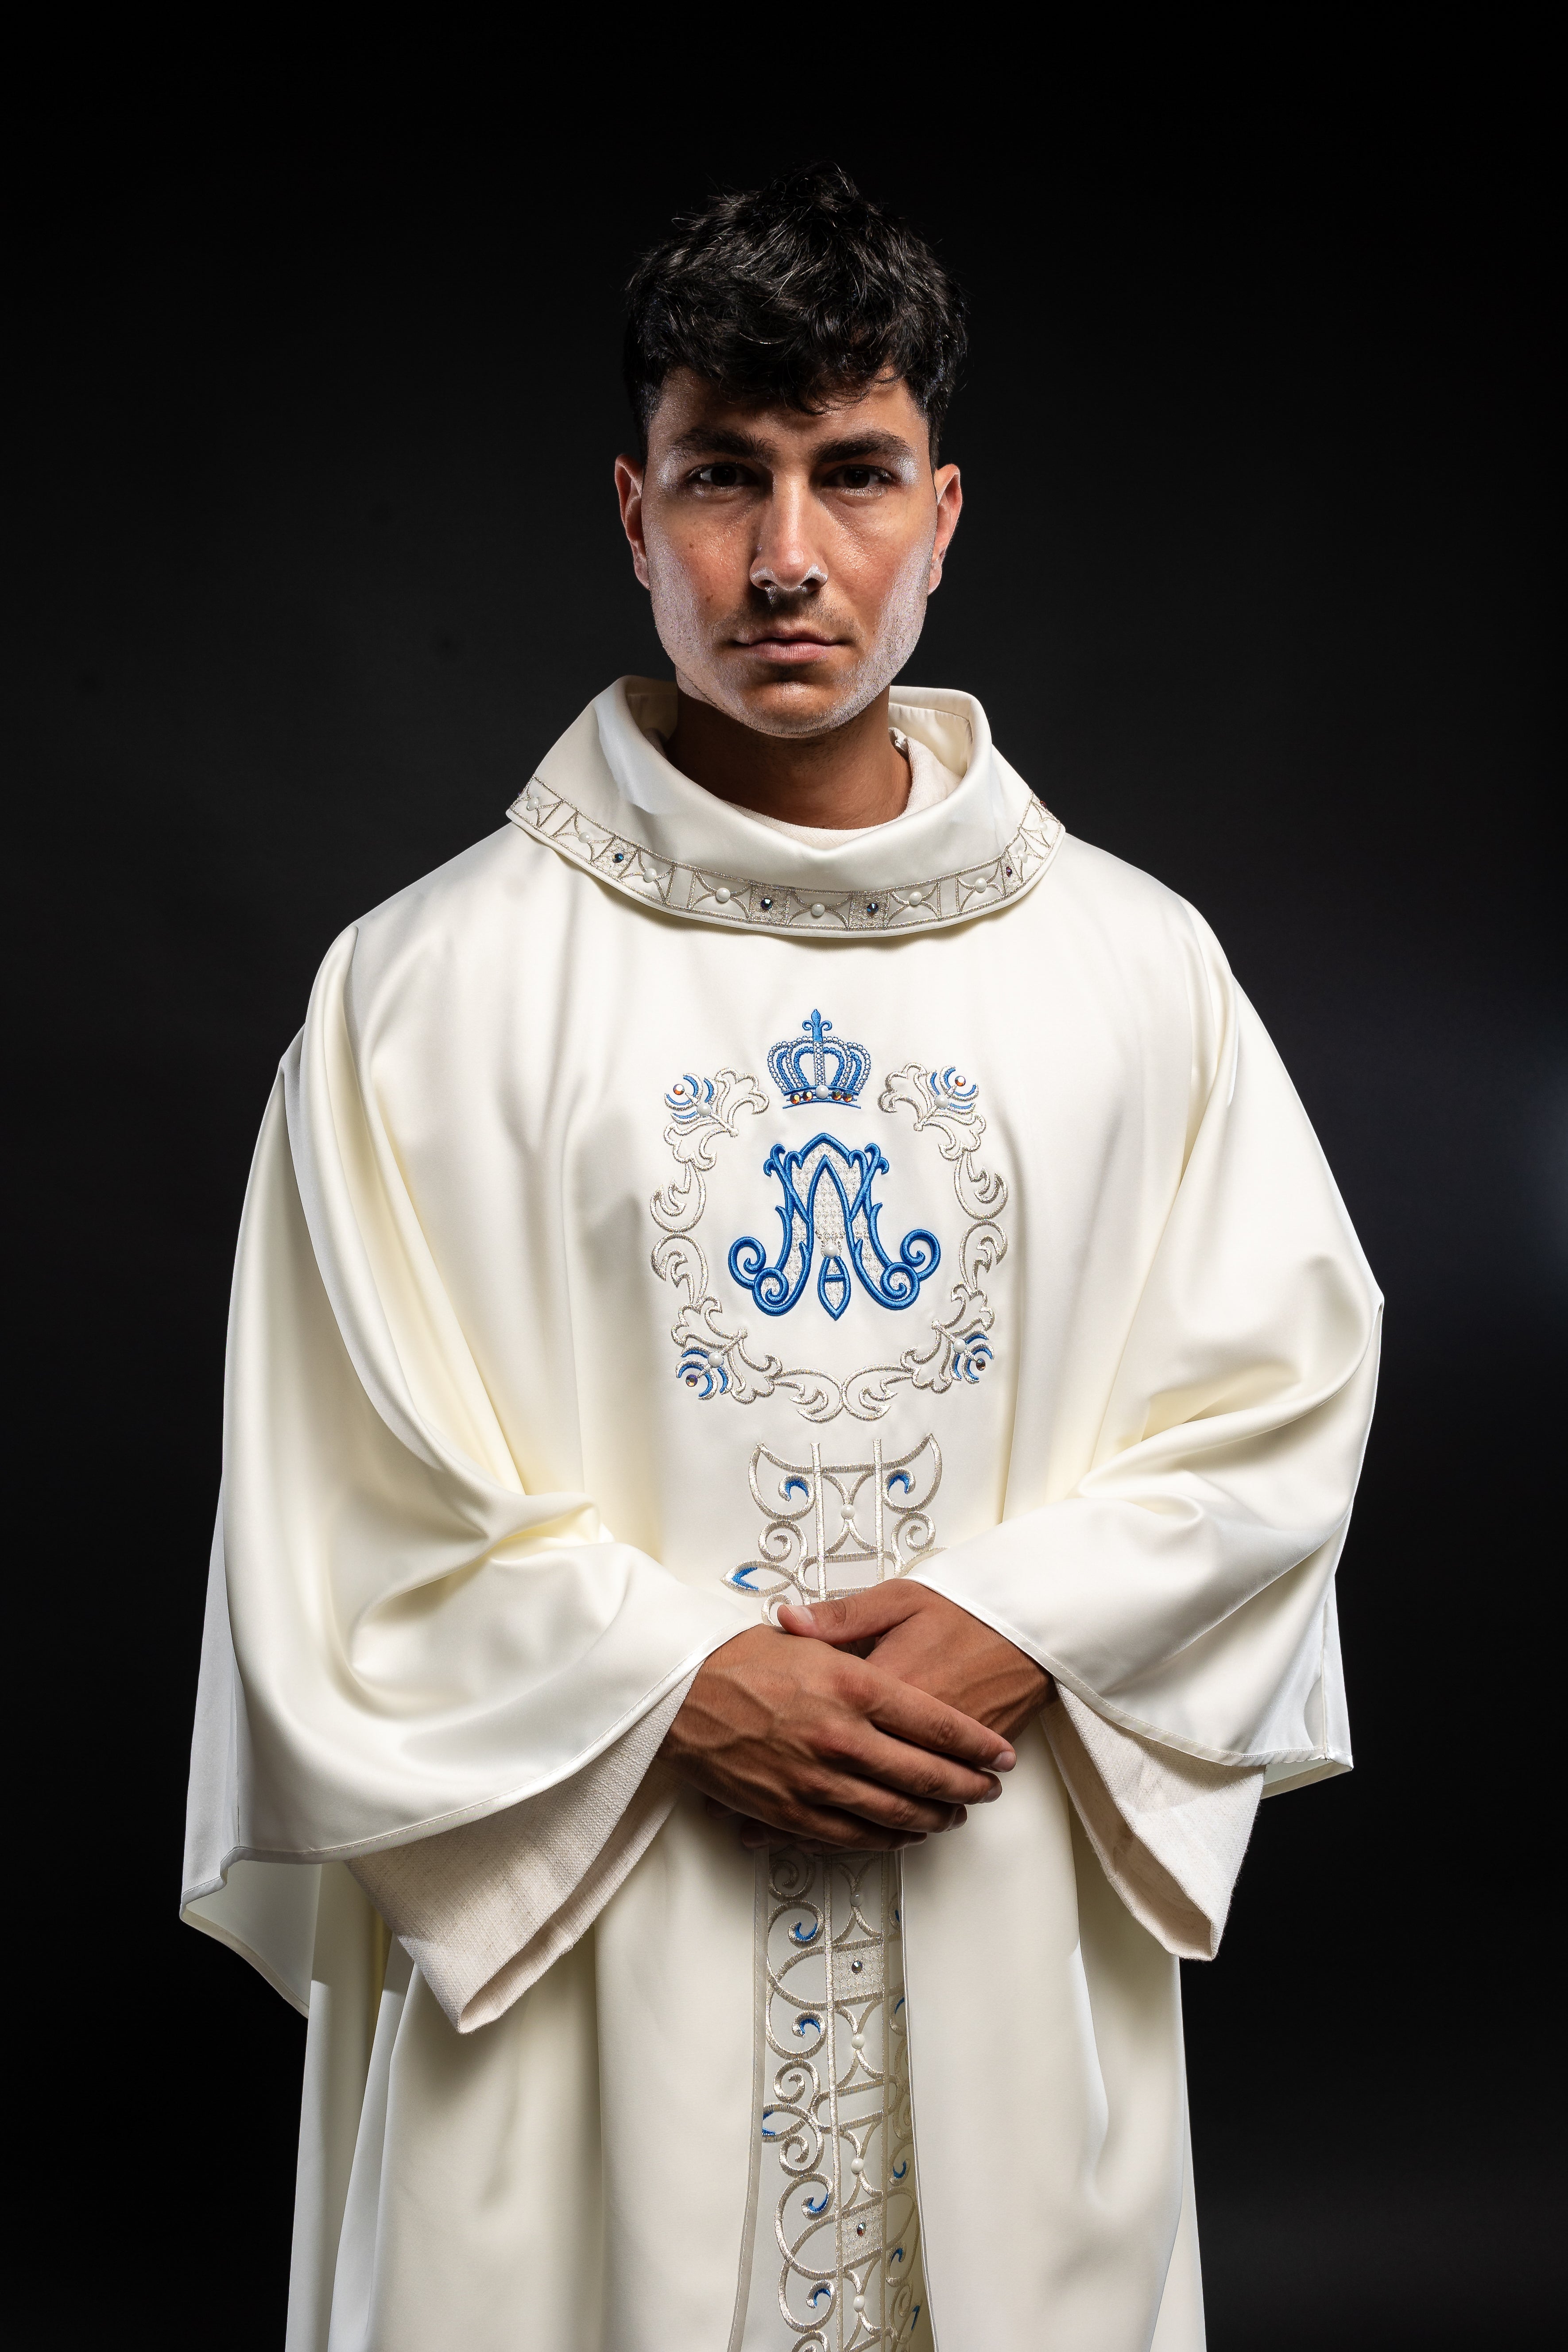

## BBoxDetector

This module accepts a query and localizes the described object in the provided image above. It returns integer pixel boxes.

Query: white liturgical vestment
[182,680,1380,2352]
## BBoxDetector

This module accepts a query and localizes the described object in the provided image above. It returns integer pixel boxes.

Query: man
[183,164,1380,2350]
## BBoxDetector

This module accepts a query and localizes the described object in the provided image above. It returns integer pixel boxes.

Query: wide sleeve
[1041,1692,1263,1959]
[182,926,744,1996]
[345,1674,693,2030]
[914,926,1379,1945]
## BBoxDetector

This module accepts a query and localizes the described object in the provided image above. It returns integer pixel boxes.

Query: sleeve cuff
[1043,1688,1264,1960]
[348,1675,694,2030]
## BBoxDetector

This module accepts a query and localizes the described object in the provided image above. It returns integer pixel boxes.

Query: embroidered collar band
[507,678,1063,939]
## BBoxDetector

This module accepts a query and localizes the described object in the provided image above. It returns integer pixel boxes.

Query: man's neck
[662,686,911,830]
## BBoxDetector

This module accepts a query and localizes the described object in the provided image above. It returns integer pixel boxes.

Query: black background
[8,54,1562,2349]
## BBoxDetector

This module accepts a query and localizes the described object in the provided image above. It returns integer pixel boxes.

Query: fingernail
[980,1779,1002,1801]
[994,1748,1017,1771]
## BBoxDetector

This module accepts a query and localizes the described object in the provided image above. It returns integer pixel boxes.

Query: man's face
[616,369,962,738]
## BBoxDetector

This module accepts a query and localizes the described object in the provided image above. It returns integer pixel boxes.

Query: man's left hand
[778,1582,1052,1746]
[710,1584,1052,1853]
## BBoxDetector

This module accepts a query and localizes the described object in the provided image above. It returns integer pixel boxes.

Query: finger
[779,1588,925,1646]
[729,1812,917,1858]
[738,1805,930,1853]
[741,1827,924,1856]
[856,1668,1018,1771]
[837,1727,1002,1806]
[829,1778,969,1835]
[799,1768,970,1836]
[728,1773,961,1841]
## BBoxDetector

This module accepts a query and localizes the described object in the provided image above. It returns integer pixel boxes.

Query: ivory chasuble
[182,679,1380,2350]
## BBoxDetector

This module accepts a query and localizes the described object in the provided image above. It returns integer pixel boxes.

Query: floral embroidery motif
[727,1437,942,1618]
[651,1053,1007,1425]
[509,775,1061,937]
[757,1849,921,2348]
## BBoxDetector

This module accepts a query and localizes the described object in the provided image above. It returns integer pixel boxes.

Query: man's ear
[929,463,962,591]
[614,455,650,588]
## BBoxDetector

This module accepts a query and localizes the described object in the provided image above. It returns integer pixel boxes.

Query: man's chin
[713,665,887,740]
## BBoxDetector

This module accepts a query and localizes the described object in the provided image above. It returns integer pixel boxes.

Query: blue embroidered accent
[808,2276,831,2299]
[794,2011,822,2036]
[725,1564,764,1592]
[783,1475,809,1500]
[665,1074,718,1122]
[769,1009,871,1108]
[953,1327,994,1382]
[790,1918,821,1945]
[892,2163,907,2183]
[728,1134,940,1320]
[887,1469,913,1495]
[677,1346,730,1397]
[933,1064,978,1104]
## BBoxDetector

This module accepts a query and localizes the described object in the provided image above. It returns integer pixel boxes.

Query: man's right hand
[659,1624,1016,1853]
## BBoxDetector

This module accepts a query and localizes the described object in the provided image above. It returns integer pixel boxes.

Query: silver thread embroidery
[510,773,1061,937]
[726,1437,942,1618]
[759,1850,922,2348]
[736,1439,938,2348]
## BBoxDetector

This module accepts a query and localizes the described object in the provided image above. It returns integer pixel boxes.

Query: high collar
[507,678,1062,940]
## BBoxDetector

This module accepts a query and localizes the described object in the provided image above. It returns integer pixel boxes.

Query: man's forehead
[650,369,928,461]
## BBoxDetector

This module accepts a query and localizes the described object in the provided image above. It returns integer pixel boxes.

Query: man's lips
[731,632,843,666]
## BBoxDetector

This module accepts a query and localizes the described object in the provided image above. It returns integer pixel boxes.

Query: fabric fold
[182,923,747,1926]
[912,934,1379,1784]
[348,1678,693,2031]
[1043,1690,1264,1958]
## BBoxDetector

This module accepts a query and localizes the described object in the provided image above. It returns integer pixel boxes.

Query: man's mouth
[732,630,842,666]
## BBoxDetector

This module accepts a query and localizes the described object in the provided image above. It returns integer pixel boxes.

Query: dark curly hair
[623,163,968,461]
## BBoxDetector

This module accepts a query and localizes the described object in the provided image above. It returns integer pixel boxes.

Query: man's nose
[750,483,826,597]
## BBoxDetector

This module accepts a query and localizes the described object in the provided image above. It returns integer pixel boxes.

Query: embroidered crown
[768,1009,871,1108]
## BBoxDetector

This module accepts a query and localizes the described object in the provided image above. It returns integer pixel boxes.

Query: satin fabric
[184,680,1379,2349]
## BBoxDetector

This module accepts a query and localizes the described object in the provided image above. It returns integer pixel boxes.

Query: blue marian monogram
[650,1016,1006,1424]
[729,1014,941,1321]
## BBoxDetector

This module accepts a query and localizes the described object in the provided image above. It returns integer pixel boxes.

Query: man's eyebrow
[664,424,775,462]
[811,430,917,466]
[663,424,919,467]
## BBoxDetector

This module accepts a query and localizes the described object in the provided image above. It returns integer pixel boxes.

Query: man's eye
[829,466,884,490]
[694,463,749,488]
